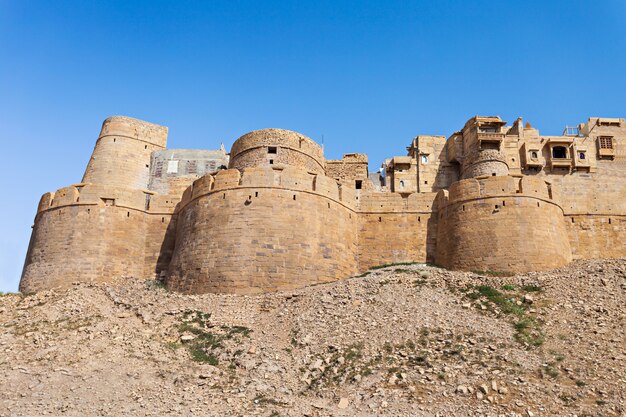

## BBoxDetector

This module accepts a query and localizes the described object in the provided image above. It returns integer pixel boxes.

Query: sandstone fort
[20,115,626,294]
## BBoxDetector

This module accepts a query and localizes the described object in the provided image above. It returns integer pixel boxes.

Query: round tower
[435,176,572,272]
[461,147,509,179]
[82,116,168,189]
[229,128,325,174]
[460,116,509,179]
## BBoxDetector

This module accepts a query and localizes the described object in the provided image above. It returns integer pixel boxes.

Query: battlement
[439,175,559,208]
[177,166,358,213]
[37,184,179,215]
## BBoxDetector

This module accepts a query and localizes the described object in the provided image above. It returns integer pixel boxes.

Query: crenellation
[20,114,626,294]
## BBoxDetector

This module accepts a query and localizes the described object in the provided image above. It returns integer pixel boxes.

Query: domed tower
[228,128,325,174]
[460,116,509,179]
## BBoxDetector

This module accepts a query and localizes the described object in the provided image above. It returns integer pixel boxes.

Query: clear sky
[1,0,625,292]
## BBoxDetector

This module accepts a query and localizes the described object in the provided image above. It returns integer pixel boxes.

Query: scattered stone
[337,397,349,409]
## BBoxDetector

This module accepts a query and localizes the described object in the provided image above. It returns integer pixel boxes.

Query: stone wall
[357,192,437,269]
[166,167,359,294]
[326,153,369,185]
[435,176,572,272]
[566,215,626,260]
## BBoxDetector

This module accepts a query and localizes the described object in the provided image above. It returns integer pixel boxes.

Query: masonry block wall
[19,114,626,294]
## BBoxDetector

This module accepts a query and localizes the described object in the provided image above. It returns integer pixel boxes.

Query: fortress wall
[166,168,358,294]
[229,129,325,174]
[566,215,626,260]
[357,192,437,269]
[546,171,626,215]
[82,116,168,189]
[435,176,572,272]
[20,184,179,293]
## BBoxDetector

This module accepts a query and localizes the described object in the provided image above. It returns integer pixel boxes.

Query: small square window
[268,146,277,154]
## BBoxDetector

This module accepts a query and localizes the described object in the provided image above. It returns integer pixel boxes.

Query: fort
[20,115,626,294]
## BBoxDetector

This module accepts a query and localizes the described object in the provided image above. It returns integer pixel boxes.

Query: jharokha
[20,115,626,294]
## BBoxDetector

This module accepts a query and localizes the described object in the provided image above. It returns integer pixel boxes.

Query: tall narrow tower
[82,116,168,188]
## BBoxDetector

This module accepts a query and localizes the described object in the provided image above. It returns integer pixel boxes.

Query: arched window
[552,146,567,159]
[579,152,586,160]
[421,155,428,164]
[399,180,405,189]
[531,151,538,159]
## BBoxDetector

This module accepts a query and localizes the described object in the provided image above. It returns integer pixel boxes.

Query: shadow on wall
[154,207,180,280]
[425,202,439,264]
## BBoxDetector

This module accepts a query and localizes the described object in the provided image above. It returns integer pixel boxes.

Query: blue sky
[1,0,625,291]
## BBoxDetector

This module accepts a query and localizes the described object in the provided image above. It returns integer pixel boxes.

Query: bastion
[20,115,626,294]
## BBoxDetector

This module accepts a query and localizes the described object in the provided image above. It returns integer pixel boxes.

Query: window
[167,160,179,174]
[268,146,277,154]
[421,155,428,164]
[552,146,567,159]
[355,180,362,190]
[399,180,405,189]
[479,126,498,133]
[531,151,538,159]
[579,152,586,160]
[598,136,613,149]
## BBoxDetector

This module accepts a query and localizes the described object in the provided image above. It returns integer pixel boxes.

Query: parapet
[440,175,559,208]
[229,128,325,174]
[178,166,357,212]
[36,183,179,216]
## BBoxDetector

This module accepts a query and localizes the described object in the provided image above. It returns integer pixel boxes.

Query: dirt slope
[1,259,625,417]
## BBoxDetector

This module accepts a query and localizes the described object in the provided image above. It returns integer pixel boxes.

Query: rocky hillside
[1,260,625,416]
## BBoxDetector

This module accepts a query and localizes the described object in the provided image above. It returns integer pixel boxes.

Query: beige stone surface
[19,114,626,294]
